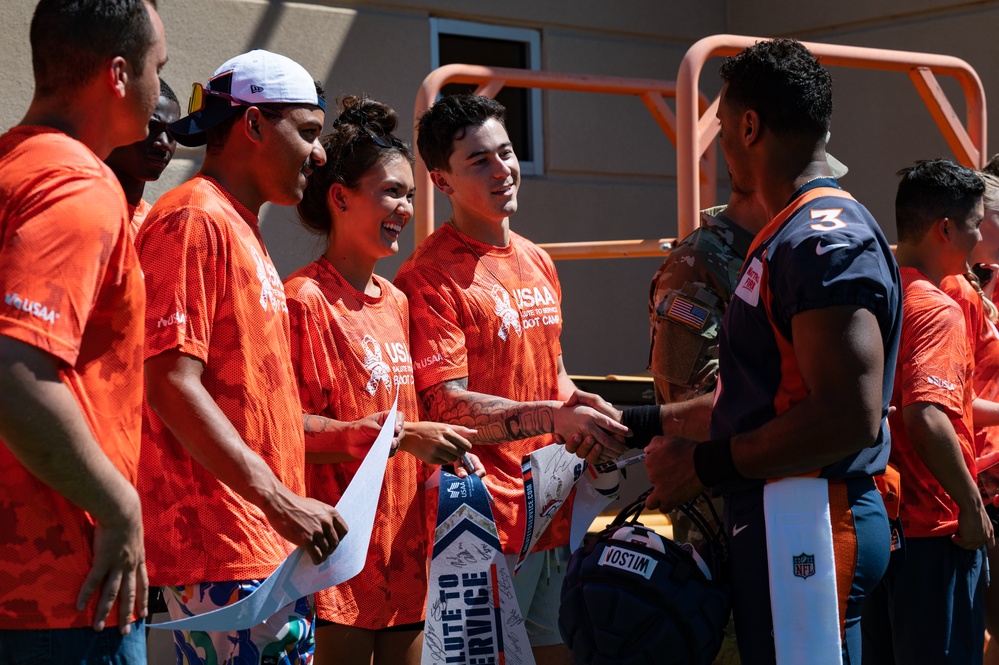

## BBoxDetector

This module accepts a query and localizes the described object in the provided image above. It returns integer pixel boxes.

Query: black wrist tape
[693,437,744,488]
[621,405,663,449]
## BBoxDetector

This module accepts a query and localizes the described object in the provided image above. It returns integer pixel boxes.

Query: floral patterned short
[162,581,314,665]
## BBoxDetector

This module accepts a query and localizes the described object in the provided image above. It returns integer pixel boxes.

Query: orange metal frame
[676,34,987,238]
[413,39,986,258]
[412,64,715,259]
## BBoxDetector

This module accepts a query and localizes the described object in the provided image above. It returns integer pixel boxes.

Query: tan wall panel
[513,176,681,375]
[324,0,724,40]
[729,0,978,39]
[0,4,34,131]
[542,31,695,179]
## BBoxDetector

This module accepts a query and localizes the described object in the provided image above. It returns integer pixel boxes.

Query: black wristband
[693,437,745,488]
[621,405,663,449]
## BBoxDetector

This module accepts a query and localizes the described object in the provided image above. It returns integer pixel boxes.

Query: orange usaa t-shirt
[890,267,976,538]
[395,223,572,556]
[286,258,432,628]
[942,274,999,489]
[0,127,145,629]
[136,175,306,585]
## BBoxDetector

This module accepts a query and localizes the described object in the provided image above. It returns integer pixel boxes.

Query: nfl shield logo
[793,553,815,579]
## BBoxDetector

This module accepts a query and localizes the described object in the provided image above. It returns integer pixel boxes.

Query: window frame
[430,17,544,176]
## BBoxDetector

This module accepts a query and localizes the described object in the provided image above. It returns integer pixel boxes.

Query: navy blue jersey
[710,180,902,494]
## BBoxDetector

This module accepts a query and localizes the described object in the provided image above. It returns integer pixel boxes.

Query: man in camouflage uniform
[648,192,767,665]
[649,197,762,404]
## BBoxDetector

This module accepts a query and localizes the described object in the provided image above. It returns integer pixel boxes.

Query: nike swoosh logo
[732,523,749,537]
[816,242,851,256]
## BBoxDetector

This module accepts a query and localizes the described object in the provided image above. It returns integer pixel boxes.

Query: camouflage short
[162,581,314,665]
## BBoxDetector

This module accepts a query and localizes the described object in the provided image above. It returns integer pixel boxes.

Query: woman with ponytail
[285,96,484,665]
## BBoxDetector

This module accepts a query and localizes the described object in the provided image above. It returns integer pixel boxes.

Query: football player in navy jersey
[643,38,902,664]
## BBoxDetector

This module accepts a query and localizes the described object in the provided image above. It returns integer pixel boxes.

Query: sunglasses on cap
[187,82,282,118]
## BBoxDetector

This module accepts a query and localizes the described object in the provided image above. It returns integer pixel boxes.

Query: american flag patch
[666,296,709,330]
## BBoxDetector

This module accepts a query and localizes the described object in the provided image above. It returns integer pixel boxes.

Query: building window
[430,18,544,175]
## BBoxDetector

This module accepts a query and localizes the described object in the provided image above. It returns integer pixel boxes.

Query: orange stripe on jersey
[749,189,855,481]
[829,481,857,643]
[758,256,807,418]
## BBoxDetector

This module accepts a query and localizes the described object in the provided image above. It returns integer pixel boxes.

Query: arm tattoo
[420,378,556,444]
[303,414,337,437]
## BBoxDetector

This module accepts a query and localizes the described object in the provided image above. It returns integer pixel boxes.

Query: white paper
[150,399,398,631]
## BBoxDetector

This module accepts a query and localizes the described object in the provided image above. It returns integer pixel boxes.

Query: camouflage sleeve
[647,241,733,403]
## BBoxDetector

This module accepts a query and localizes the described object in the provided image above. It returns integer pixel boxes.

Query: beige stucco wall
[1,0,995,376]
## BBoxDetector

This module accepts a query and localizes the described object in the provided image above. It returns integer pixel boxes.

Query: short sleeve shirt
[0,127,145,629]
[285,259,430,628]
[711,182,902,495]
[891,268,975,537]
[128,198,151,242]
[395,224,568,554]
[136,175,305,584]
[648,208,753,403]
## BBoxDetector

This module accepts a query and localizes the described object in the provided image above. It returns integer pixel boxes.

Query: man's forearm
[302,413,354,462]
[145,353,286,511]
[973,398,999,429]
[661,393,714,440]
[620,393,713,450]
[0,338,138,527]
[421,378,556,444]
[725,306,885,482]
[728,393,880,479]
[906,403,982,511]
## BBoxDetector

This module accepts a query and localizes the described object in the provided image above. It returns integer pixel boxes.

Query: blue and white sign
[423,471,533,665]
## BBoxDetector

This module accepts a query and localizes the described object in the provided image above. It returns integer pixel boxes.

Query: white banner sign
[422,471,533,665]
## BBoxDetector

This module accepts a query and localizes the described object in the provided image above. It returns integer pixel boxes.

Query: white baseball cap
[171,49,325,147]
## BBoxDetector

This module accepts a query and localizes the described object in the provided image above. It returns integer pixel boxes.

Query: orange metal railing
[675,34,987,238]
[413,41,987,257]
[412,64,714,258]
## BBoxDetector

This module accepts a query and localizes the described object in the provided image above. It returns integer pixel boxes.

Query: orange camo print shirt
[136,175,305,585]
[941,274,999,472]
[127,198,152,243]
[286,259,432,628]
[890,267,976,538]
[395,224,571,555]
[0,127,145,629]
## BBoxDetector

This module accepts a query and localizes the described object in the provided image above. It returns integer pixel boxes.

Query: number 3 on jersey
[809,208,846,231]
